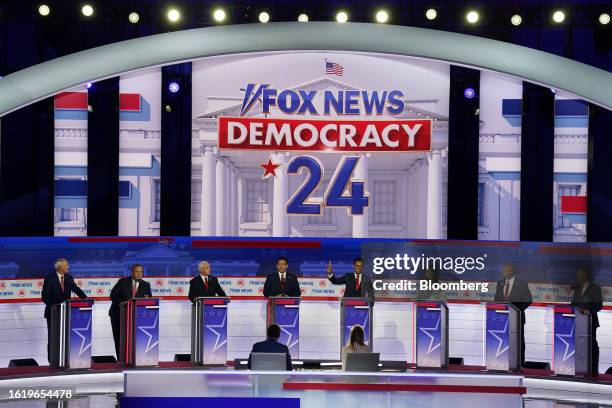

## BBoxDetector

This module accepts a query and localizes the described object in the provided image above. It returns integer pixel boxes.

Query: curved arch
[0,22,611,116]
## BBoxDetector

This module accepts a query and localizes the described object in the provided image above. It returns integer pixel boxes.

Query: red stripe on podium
[282,382,526,394]
[191,240,320,249]
[486,304,509,310]
[274,299,300,305]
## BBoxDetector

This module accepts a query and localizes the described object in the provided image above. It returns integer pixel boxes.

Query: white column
[272,152,288,237]
[231,167,239,235]
[237,175,243,235]
[426,149,442,239]
[215,157,228,236]
[351,154,369,238]
[200,145,217,236]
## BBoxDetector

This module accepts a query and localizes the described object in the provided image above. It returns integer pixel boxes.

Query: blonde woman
[342,325,370,370]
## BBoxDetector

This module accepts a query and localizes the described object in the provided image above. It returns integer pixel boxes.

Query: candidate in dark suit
[188,261,227,302]
[571,267,603,376]
[108,264,152,359]
[327,258,375,301]
[493,264,533,367]
[247,324,292,370]
[263,257,301,298]
[41,258,88,361]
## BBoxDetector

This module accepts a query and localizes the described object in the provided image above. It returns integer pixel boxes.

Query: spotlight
[168,82,180,93]
[336,11,348,23]
[375,10,389,23]
[466,10,479,24]
[128,12,139,23]
[552,11,565,23]
[81,4,94,17]
[425,9,437,20]
[511,14,522,26]
[167,8,180,22]
[464,87,476,99]
[213,8,226,22]
[86,82,92,89]
[298,13,309,22]
[599,13,610,25]
[38,4,50,16]
[259,11,270,23]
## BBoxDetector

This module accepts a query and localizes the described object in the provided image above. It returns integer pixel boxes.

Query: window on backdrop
[153,179,161,222]
[557,184,580,228]
[245,179,270,223]
[477,182,485,227]
[372,180,398,225]
[191,179,202,222]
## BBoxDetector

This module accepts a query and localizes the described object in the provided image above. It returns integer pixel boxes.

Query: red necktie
[60,276,65,293]
[132,282,137,297]
[504,281,509,301]
[204,277,209,290]
[356,275,361,291]
[280,274,286,288]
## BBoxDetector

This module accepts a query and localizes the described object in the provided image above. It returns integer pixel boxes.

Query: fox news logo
[240,84,405,116]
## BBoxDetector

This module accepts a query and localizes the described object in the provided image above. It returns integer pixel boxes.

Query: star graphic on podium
[72,315,92,356]
[137,313,159,353]
[260,157,282,179]
[555,322,575,362]
[487,319,509,358]
[345,311,370,341]
[205,312,228,352]
[279,313,299,351]
[419,316,441,354]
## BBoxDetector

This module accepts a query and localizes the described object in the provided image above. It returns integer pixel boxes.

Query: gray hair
[54,258,68,270]
[198,261,210,269]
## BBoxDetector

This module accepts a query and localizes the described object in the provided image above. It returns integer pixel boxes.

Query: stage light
[599,13,610,25]
[128,12,139,23]
[86,82,92,89]
[425,9,437,20]
[167,8,180,22]
[81,4,94,17]
[511,14,522,26]
[466,10,479,24]
[298,13,309,22]
[336,11,348,23]
[552,10,565,23]
[464,87,476,99]
[38,5,50,16]
[168,82,180,93]
[213,8,226,22]
[259,12,270,23]
[375,10,389,23]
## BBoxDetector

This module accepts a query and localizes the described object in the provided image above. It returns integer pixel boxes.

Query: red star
[260,157,282,179]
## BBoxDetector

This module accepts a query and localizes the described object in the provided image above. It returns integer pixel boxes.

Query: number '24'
[286,156,369,215]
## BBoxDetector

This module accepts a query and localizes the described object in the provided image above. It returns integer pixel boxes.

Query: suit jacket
[329,273,375,300]
[571,283,603,328]
[41,272,87,319]
[247,338,292,370]
[108,277,152,317]
[188,275,227,302]
[263,272,301,298]
[494,277,533,322]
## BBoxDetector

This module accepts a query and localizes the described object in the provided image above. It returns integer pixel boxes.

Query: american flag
[325,60,344,76]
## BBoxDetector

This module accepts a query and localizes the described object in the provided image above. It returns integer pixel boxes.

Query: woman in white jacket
[342,325,370,370]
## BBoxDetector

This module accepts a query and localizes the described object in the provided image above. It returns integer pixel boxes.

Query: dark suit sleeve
[284,344,293,371]
[144,282,152,297]
[263,275,272,298]
[68,276,87,299]
[188,279,196,302]
[329,274,347,285]
[41,276,52,306]
[591,286,604,314]
[110,278,123,304]
[291,276,301,297]
[493,280,503,302]
[366,277,375,302]
[515,280,532,311]
[576,285,604,315]
[215,278,227,297]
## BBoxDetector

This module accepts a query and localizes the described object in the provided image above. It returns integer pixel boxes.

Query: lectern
[415,301,448,368]
[120,298,159,367]
[485,303,521,371]
[340,297,373,351]
[191,297,230,365]
[553,305,591,377]
[267,297,300,358]
[49,299,94,369]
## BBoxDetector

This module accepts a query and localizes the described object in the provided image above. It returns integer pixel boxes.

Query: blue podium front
[553,305,591,377]
[120,298,160,367]
[192,297,230,365]
[267,297,300,358]
[486,303,520,371]
[50,299,94,369]
[415,301,448,368]
[340,297,373,351]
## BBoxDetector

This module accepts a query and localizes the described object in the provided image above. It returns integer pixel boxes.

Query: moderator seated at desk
[248,324,293,371]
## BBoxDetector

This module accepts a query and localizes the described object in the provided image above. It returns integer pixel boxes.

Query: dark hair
[131,264,144,271]
[348,325,366,350]
[577,266,592,280]
[267,324,281,339]
[353,257,363,264]
[276,256,288,264]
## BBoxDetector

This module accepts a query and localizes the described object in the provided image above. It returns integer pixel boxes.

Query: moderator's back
[345,352,380,372]
[250,352,287,371]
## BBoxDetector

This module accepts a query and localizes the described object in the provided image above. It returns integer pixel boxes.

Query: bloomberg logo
[240,84,404,116]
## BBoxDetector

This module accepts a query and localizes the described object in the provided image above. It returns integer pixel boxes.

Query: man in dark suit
[494,264,533,367]
[327,257,375,301]
[41,258,88,362]
[571,267,603,377]
[247,324,292,370]
[188,261,227,302]
[263,257,301,298]
[108,264,152,359]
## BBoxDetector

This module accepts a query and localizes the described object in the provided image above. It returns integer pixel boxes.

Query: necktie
[132,282,137,297]
[280,274,286,289]
[60,276,65,293]
[204,277,209,290]
[504,281,510,301]
[355,275,361,291]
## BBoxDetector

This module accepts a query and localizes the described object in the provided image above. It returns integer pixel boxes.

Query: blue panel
[502,99,522,116]
[119,181,131,198]
[489,172,521,181]
[55,166,87,176]
[554,117,588,128]
[54,110,88,120]
[554,173,587,183]
[119,183,140,209]
[121,398,299,408]
[54,198,86,208]
[55,179,87,197]
[555,99,588,116]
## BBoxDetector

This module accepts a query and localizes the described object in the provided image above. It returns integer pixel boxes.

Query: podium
[49,299,94,369]
[191,297,230,365]
[267,297,300,358]
[415,301,448,368]
[120,298,160,367]
[485,303,521,371]
[340,297,373,351]
[553,305,591,377]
